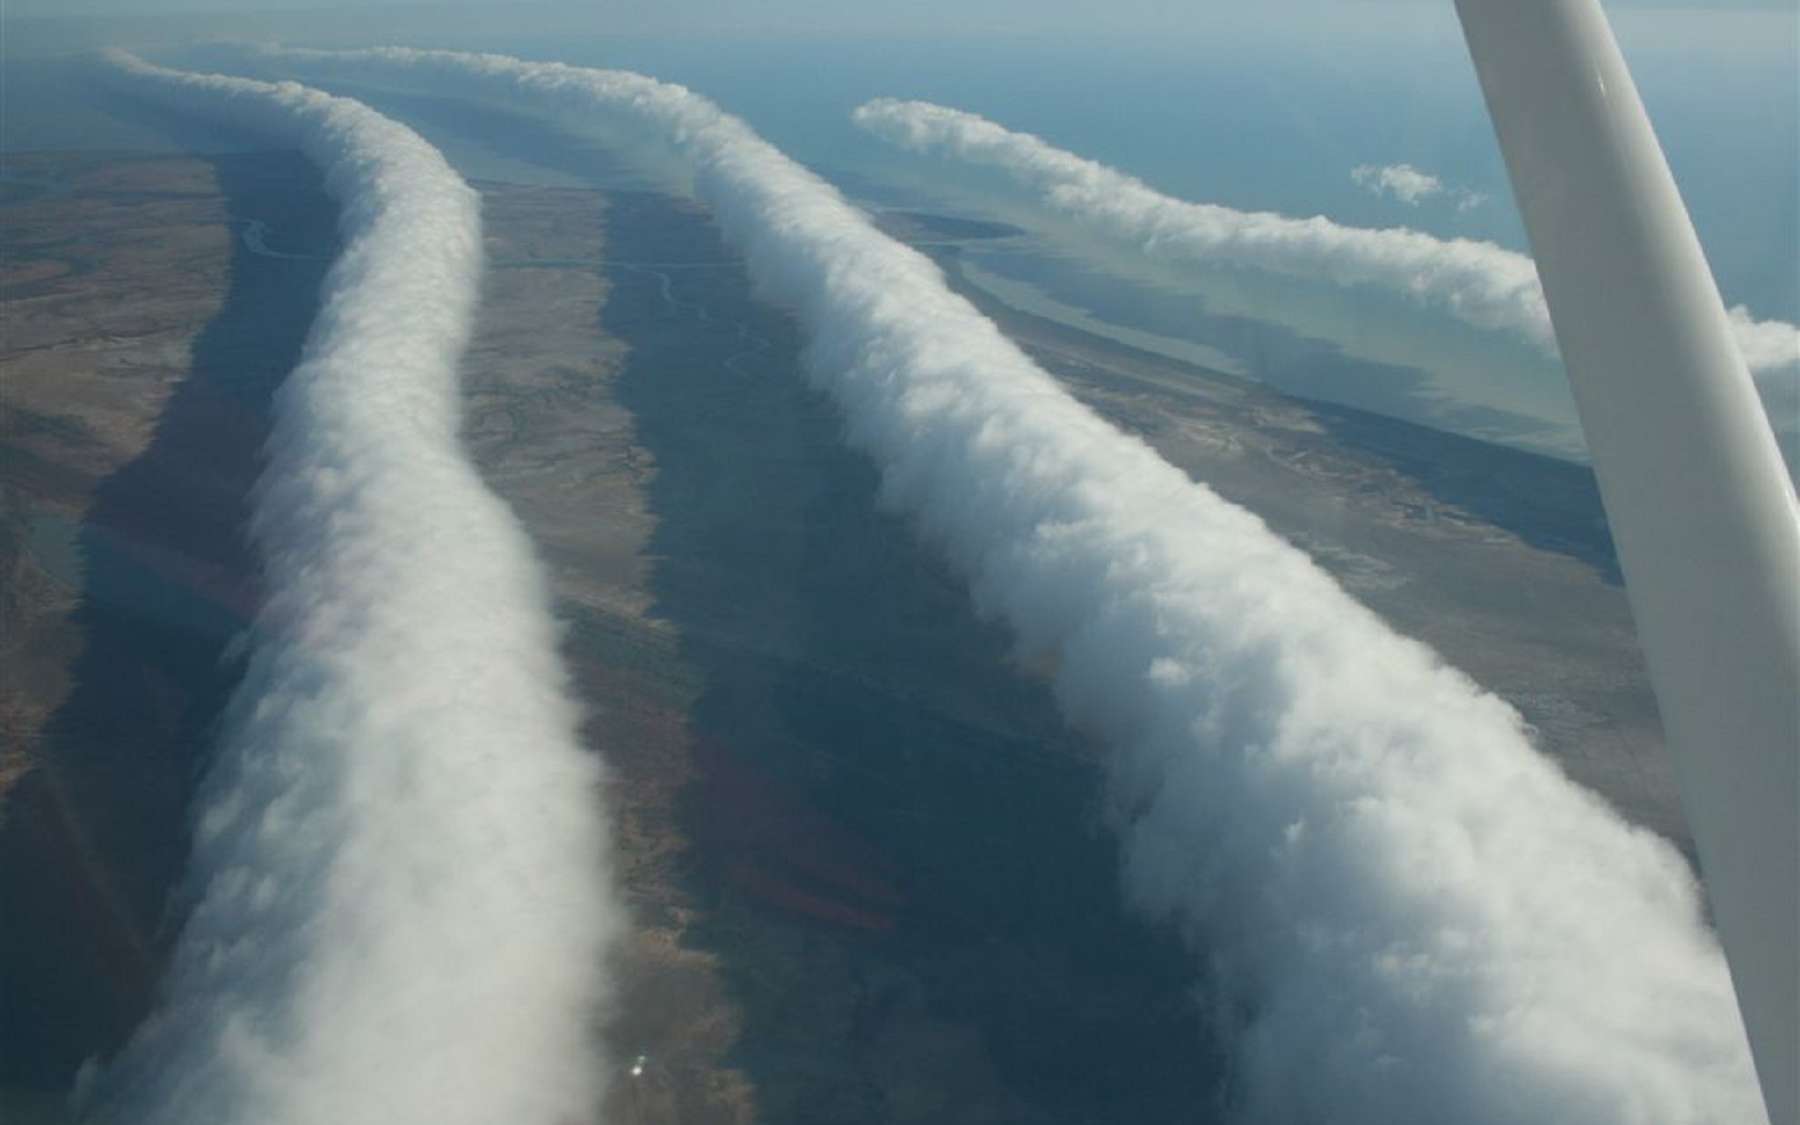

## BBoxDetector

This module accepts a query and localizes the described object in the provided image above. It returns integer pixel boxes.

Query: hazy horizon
[2,13,1792,1124]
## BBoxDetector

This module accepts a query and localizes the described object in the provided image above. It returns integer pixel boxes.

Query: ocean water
[4,18,1794,460]
[454,28,1793,462]
[491,26,1798,325]
[7,18,1794,313]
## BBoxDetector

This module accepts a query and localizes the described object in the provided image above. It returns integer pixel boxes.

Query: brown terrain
[1,149,1679,1124]
[0,153,1213,1124]
[1,151,337,1121]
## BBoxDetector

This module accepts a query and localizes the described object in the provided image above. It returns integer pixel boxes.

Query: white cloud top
[853,98,1798,381]
[83,52,620,1125]
[1352,161,1444,205]
[1352,161,1488,211]
[202,44,1766,1123]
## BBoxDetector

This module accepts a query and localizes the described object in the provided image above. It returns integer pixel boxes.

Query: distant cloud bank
[84,51,620,1125]
[1351,161,1487,211]
[852,99,1799,385]
[203,43,1774,1123]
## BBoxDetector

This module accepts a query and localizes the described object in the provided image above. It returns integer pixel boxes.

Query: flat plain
[0,153,1681,1124]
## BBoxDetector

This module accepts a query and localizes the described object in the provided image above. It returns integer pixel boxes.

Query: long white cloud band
[852,98,1800,383]
[220,44,1763,1123]
[85,52,619,1125]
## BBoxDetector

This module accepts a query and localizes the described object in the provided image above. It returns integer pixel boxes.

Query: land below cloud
[1,152,1680,1123]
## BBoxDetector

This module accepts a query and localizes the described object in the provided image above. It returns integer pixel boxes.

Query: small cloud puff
[1352,162,1442,205]
[1353,162,1488,212]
